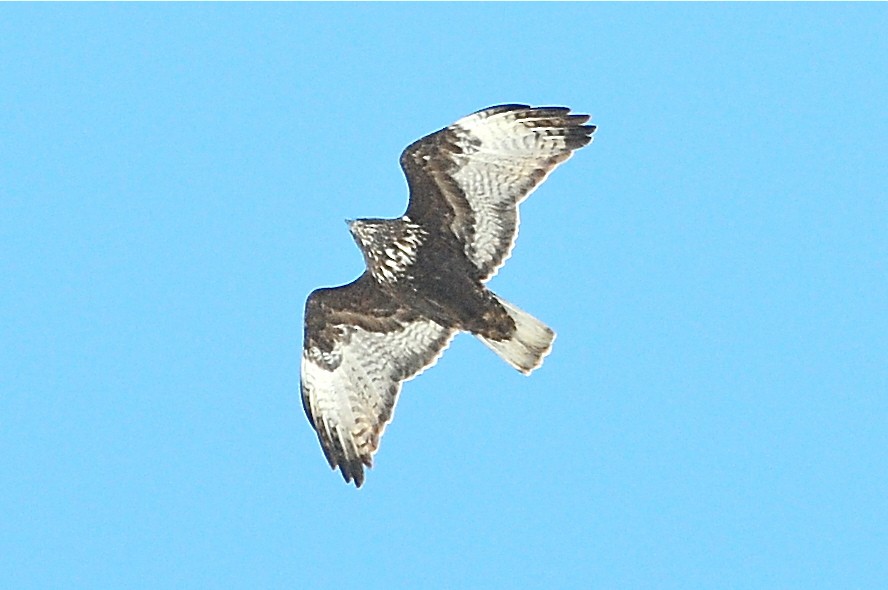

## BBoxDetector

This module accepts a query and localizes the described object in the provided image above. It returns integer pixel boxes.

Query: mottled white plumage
[302,303,455,485]
[402,105,594,281]
[348,219,427,284]
[447,108,587,279]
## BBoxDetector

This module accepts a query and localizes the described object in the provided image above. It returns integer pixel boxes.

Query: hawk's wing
[301,273,456,487]
[401,104,596,281]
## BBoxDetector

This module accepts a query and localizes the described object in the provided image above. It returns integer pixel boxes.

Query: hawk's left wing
[301,273,455,487]
[401,104,596,281]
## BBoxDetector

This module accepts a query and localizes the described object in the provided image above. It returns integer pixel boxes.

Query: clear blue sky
[1,4,886,589]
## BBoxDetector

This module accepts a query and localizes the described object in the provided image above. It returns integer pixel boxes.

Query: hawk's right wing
[301,274,455,487]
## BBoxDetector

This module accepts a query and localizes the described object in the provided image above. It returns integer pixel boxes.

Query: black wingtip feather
[337,459,365,488]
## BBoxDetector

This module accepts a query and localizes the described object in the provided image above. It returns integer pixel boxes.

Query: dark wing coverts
[301,274,455,486]
[401,104,596,280]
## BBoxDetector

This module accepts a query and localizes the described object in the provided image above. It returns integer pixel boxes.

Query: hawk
[301,104,596,486]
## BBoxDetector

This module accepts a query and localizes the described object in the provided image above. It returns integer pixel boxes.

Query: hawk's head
[347,218,426,284]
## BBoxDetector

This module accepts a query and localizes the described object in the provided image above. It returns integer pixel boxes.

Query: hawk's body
[301,105,596,486]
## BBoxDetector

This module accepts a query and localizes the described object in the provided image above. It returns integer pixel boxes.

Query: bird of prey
[301,104,596,486]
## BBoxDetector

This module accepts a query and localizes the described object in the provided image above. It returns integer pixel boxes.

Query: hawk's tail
[478,297,555,375]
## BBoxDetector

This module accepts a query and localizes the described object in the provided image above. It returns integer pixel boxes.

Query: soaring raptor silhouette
[301,104,596,486]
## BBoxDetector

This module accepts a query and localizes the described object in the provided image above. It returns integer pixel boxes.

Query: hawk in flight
[301,104,596,486]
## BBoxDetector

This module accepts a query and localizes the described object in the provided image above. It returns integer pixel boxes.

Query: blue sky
[1,4,886,589]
